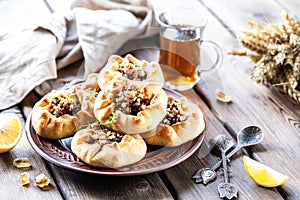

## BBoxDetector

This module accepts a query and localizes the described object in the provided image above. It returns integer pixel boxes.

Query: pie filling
[162,99,187,126]
[117,61,147,81]
[48,94,81,118]
[114,86,151,116]
[89,128,124,148]
[49,96,74,117]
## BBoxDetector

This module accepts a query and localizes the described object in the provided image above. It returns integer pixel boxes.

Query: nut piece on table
[13,158,32,169]
[215,90,232,103]
[19,172,30,186]
[34,173,50,188]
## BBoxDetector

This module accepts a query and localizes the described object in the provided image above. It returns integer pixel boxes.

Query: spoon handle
[221,150,228,183]
[211,145,241,171]
[225,145,241,160]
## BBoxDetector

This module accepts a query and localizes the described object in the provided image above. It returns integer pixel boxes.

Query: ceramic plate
[26,81,206,176]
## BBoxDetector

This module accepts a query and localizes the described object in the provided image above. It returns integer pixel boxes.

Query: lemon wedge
[0,113,23,153]
[243,156,289,187]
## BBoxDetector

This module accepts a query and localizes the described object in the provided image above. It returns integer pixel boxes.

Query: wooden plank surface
[0,107,63,200]
[197,0,300,199]
[130,50,284,200]
[273,0,300,19]
[0,0,173,199]
[48,164,173,200]
[1,0,299,199]
[21,90,174,200]
[199,0,286,37]
[0,1,62,199]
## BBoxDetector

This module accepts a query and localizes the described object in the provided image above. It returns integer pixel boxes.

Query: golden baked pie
[71,126,147,168]
[94,80,168,134]
[32,90,80,139]
[143,95,205,147]
[98,54,164,89]
[31,88,96,139]
[32,74,103,139]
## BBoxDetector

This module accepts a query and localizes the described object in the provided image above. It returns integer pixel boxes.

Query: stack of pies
[31,54,205,169]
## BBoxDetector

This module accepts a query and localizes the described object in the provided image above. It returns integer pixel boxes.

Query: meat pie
[71,127,147,168]
[98,54,164,89]
[94,80,168,134]
[143,96,205,147]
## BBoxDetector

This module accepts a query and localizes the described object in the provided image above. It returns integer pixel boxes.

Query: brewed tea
[157,8,222,90]
[159,25,201,86]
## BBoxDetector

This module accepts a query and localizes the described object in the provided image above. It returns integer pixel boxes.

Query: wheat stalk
[229,11,300,103]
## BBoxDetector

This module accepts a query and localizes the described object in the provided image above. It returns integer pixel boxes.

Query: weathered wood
[21,90,174,200]
[199,0,286,38]
[13,1,173,199]
[0,107,62,200]
[131,49,284,199]
[20,46,283,200]
[1,0,299,199]
[0,0,63,199]
[197,0,300,199]
[47,164,173,200]
[160,90,284,200]
[273,0,300,19]
[156,82,282,200]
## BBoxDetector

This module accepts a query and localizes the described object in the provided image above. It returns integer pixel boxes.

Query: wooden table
[0,0,299,199]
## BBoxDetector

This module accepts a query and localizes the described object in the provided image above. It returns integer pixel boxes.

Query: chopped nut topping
[125,68,147,81]
[103,129,124,143]
[162,98,187,126]
[117,60,147,81]
[114,86,151,115]
[49,95,74,117]
[13,158,32,169]
[88,128,124,149]
[19,172,30,186]
[34,173,50,188]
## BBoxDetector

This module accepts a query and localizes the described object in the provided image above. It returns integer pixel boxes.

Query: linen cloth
[0,0,202,110]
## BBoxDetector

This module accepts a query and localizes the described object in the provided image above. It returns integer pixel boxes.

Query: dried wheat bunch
[229,11,300,103]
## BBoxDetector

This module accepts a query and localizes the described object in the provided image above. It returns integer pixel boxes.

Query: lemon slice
[0,113,23,153]
[243,156,289,187]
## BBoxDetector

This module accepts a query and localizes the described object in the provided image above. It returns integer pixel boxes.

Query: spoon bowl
[237,125,264,147]
[214,134,235,152]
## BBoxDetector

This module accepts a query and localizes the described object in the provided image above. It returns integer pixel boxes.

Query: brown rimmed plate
[25,88,206,176]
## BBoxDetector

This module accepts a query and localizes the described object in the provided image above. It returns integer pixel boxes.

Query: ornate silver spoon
[217,135,238,199]
[193,125,264,184]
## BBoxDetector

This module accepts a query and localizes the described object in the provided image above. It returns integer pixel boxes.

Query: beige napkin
[0,0,202,110]
[0,0,155,110]
[0,13,66,110]
[34,6,154,96]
